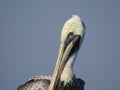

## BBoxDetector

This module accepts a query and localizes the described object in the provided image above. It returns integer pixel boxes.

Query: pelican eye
[65,32,74,45]
[67,32,74,40]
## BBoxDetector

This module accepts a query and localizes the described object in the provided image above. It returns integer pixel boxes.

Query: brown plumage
[17,75,85,90]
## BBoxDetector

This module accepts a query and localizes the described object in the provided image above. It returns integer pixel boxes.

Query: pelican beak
[49,35,81,90]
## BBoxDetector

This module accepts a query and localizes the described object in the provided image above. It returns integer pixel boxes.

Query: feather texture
[17,75,85,90]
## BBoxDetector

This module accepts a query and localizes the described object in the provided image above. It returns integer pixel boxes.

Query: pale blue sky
[0,0,120,90]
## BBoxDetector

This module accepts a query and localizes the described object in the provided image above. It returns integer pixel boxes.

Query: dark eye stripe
[65,32,74,45]
[68,35,81,57]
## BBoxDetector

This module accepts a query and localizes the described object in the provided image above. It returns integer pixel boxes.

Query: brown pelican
[17,15,85,90]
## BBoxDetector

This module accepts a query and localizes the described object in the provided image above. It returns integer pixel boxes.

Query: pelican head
[49,15,85,90]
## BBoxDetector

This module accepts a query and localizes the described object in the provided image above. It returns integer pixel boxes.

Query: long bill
[49,35,80,90]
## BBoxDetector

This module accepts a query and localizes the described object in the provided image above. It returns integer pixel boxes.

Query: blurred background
[0,0,120,90]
